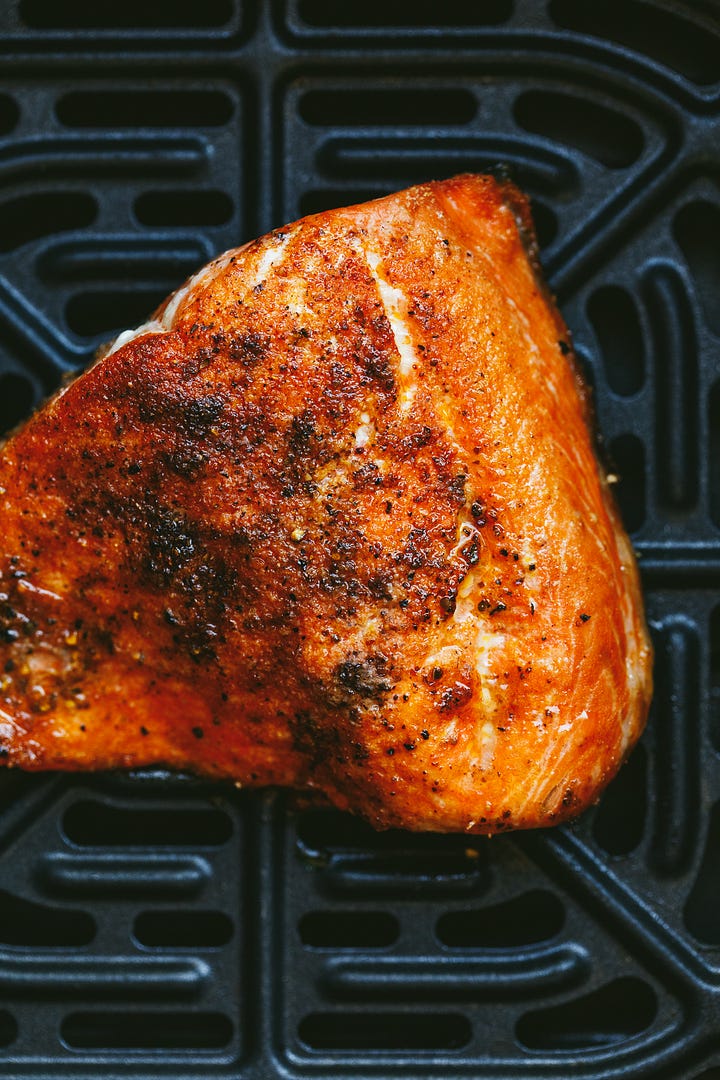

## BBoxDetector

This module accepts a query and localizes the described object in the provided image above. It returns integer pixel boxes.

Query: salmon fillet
[0,174,652,833]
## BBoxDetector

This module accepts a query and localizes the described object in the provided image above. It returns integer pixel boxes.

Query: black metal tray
[0,2,719,1077]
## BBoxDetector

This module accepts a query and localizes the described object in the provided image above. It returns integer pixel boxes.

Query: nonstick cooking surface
[0,2,719,1078]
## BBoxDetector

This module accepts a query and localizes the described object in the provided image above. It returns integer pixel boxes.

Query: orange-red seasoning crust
[0,175,652,833]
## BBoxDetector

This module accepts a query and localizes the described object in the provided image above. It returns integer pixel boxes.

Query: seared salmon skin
[0,175,652,833]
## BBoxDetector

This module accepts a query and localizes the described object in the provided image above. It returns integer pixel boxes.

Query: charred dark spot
[367,572,393,600]
[463,540,479,566]
[439,594,456,615]
[142,511,197,580]
[333,654,392,704]
[400,426,433,457]
[192,726,204,739]
[228,330,269,366]
[437,681,473,712]
[290,708,342,765]
[353,462,382,489]
[289,411,316,456]
[448,474,468,506]
[360,344,396,393]
[182,396,224,435]
[163,448,207,477]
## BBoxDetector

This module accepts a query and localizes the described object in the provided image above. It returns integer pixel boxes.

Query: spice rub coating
[0,174,652,833]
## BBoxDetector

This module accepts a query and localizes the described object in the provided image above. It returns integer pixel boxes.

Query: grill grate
[0,1,719,1076]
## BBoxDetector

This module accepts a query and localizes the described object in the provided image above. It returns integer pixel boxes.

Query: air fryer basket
[0,2,719,1077]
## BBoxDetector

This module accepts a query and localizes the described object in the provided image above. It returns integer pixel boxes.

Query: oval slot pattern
[298,1011,471,1051]
[20,0,234,30]
[674,202,720,338]
[298,0,512,29]
[648,620,700,876]
[0,192,97,254]
[644,264,698,510]
[56,90,234,129]
[299,89,477,128]
[685,800,720,945]
[65,289,168,338]
[592,744,647,856]
[134,190,234,227]
[296,808,488,895]
[0,95,19,136]
[513,91,644,170]
[134,910,233,948]
[0,1012,17,1048]
[609,434,645,534]
[516,976,657,1050]
[0,373,35,437]
[711,604,720,753]
[63,802,233,847]
[299,910,399,949]
[711,382,720,530]
[549,0,720,87]
[0,890,94,947]
[61,1011,233,1050]
[436,890,564,948]
[587,285,644,397]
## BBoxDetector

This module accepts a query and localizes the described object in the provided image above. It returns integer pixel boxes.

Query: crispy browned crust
[0,174,652,833]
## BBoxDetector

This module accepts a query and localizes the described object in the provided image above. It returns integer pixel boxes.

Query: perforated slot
[297,0,512,28]
[685,800,720,944]
[513,91,643,169]
[297,809,479,868]
[0,890,94,947]
[516,977,657,1050]
[300,189,395,216]
[711,382,720,529]
[61,1011,233,1049]
[588,285,644,397]
[0,373,35,436]
[644,263,698,510]
[0,95,19,135]
[299,89,476,127]
[56,90,234,129]
[298,1011,471,1051]
[436,890,564,948]
[592,744,647,856]
[609,434,645,534]
[0,1012,17,1047]
[711,604,720,752]
[65,289,167,338]
[62,802,233,847]
[529,200,557,249]
[549,0,720,86]
[675,202,720,337]
[297,809,486,890]
[0,193,96,253]
[299,809,401,851]
[648,621,699,876]
[134,190,234,226]
[134,910,233,947]
[20,0,234,30]
[299,910,399,948]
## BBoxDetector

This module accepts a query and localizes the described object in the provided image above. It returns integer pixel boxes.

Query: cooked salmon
[0,174,652,832]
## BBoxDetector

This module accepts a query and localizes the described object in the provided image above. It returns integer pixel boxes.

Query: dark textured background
[0,1,719,1077]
